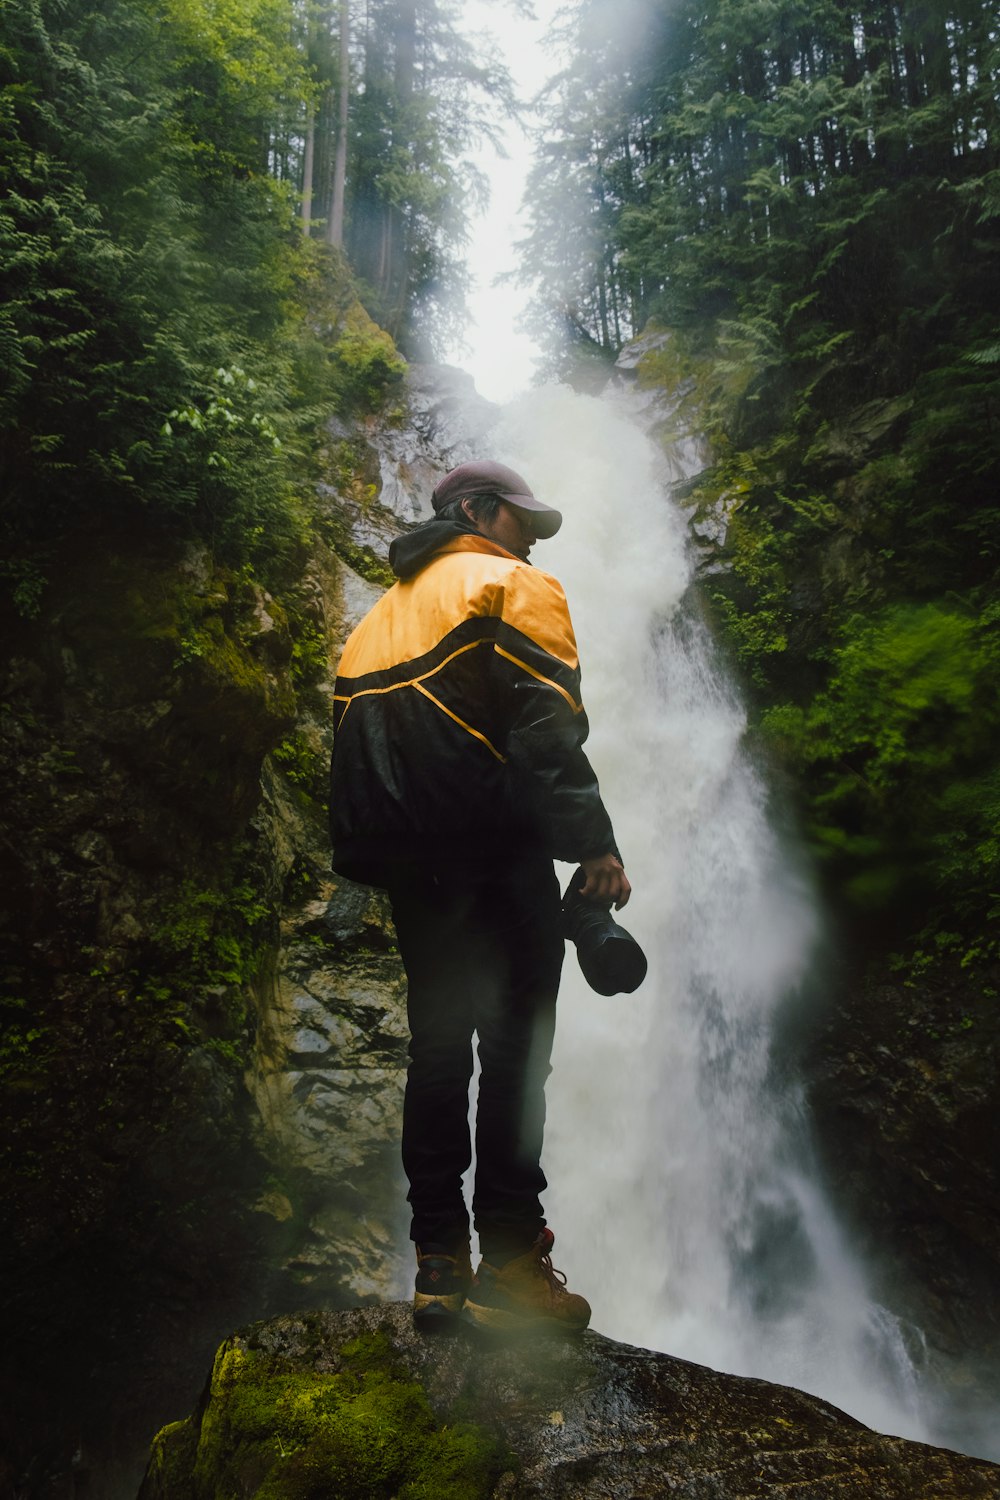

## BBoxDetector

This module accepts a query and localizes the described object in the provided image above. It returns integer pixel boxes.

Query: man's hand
[579,852,631,909]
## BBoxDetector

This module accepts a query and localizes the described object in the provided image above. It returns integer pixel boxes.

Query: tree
[291,0,513,350]
[0,0,313,595]
[329,0,350,246]
[343,0,514,351]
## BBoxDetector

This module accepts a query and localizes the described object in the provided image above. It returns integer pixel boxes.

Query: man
[329,459,630,1333]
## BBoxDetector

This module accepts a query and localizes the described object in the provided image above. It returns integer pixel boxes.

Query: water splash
[490,383,929,1442]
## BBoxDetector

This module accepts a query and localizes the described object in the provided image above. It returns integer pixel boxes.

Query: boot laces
[537,1245,569,1298]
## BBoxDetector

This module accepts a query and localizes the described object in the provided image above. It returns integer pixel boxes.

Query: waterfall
[489,382,929,1442]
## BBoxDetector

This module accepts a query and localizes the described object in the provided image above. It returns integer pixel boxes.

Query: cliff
[139,1303,1000,1499]
[0,361,497,1498]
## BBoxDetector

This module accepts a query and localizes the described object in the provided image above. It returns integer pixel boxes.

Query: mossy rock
[142,1333,504,1500]
[142,1418,200,1500]
[140,1304,1000,1499]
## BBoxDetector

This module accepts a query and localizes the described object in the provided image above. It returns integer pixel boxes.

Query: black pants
[386,855,564,1256]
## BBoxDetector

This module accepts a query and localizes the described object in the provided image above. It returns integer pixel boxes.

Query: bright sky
[443,0,567,403]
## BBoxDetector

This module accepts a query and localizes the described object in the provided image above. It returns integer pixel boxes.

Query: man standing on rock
[328,460,630,1333]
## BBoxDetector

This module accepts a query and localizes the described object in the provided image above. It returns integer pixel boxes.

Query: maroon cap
[431,460,562,539]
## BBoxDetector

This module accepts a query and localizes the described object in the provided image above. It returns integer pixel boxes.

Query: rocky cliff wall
[805,961,1000,1451]
[242,362,501,1313]
[0,361,502,1499]
[0,526,305,1497]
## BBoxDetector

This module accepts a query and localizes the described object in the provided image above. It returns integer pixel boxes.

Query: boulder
[140,1303,1000,1499]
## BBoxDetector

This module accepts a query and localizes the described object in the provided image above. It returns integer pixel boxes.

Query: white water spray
[492,383,929,1442]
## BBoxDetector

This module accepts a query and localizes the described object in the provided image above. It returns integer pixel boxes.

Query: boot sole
[461,1300,589,1335]
[413,1291,466,1330]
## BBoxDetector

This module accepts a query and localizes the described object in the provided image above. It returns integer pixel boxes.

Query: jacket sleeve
[490,565,618,864]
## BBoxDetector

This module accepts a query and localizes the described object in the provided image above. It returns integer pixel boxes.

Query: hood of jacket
[388,514,483,580]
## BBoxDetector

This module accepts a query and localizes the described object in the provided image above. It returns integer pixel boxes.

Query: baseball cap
[431,460,562,539]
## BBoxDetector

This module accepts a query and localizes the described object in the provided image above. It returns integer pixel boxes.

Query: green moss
[142,1418,199,1500]
[337,1331,397,1368]
[153,1336,504,1500]
[178,618,268,693]
[155,878,270,994]
[329,302,406,408]
[292,245,405,413]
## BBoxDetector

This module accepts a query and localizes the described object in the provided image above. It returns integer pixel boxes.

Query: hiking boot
[413,1238,472,1329]
[462,1228,591,1334]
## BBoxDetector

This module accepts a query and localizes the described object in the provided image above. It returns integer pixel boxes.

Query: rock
[371,364,498,522]
[140,1303,1000,1499]
[339,563,383,630]
[820,395,913,464]
[613,329,673,371]
[245,682,411,1308]
[806,964,1000,1427]
[315,362,501,563]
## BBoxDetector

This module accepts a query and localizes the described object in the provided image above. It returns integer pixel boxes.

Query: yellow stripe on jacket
[337,535,580,682]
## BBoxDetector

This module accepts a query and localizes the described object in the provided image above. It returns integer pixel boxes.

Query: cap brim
[504,494,562,539]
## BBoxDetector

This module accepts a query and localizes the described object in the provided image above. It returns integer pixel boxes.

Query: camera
[561,868,648,996]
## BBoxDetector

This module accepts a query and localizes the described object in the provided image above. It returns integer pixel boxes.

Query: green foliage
[760,604,1000,945]
[328,303,407,406]
[289,622,328,686]
[0,996,53,1087]
[272,732,327,800]
[163,367,283,465]
[0,0,411,607]
[155,878,271,993]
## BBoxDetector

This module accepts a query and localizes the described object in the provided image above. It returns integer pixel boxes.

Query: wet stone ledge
[140,1303,1000,1499]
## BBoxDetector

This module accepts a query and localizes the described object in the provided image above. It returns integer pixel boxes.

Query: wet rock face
[806,964,1000,1446]
[373,364,501,525]
[249,857,412,1305]
[3,354,481,1490]
[609,336,722,573]
[242,363,505,1310]
[811,971,1000,1269]
[241,531,411,1310]
[319,363,502,560]
[141,1304,1000,1499]
[0,533,308,1496]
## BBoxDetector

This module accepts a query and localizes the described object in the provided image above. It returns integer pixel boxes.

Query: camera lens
[561,871,647,996]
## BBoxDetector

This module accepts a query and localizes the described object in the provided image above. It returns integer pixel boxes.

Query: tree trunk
[385,0,417,319]
[394,0,416,103]
[329,0,350,247]
[302,105,315,235]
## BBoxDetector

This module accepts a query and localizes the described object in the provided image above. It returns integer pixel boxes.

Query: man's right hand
[579,853,631,909]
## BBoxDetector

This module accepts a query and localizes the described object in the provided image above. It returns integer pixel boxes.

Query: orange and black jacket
[329,522,617,886]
